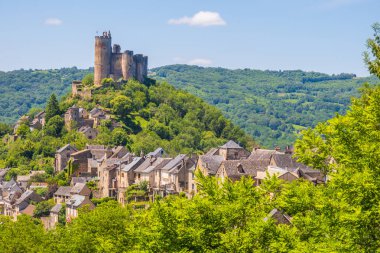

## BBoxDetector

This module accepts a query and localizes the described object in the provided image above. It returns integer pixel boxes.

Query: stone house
[78,126,98,140]
[218,140,251,160]
[66,195,95,220]
[54,186,72,204]
[55,144,78,173]
[157,154,196,193]
[13,190,42,220]
[215,160,264,183]
[256,166,299,185]
[117,157,145,203]
[50,203,63,228]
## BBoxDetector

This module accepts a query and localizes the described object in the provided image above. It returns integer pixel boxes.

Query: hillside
[0,67,92,124]
[150,65,379,148]
[0,78,253,177]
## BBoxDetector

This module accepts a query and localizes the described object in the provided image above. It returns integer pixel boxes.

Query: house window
[234,152,238,159]
[237,165,245,174]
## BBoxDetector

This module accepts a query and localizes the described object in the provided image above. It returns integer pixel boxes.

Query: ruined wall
[94,33,112,86]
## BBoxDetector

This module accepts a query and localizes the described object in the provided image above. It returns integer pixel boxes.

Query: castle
[94,31,148,85]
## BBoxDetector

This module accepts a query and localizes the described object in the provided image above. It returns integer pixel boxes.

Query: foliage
[34,199,55,218]
[0,67,91,124]
[151,65,378,148]
[82,73,94,86]
[44,115,64,137]
[45,94,61,123]
[364,22,380,79]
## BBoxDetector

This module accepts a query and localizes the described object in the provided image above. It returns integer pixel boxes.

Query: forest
[150,65,378,148]
[1,64,378,149]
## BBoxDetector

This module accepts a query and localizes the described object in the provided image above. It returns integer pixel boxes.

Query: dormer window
[237,164,245,174]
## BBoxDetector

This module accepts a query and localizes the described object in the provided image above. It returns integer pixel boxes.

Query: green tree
[16,123,30,136]
[44,115,64,137]
[364,23,380,78]
[45,94,60,123]
[82,73,94,86]
[110,95,133,116]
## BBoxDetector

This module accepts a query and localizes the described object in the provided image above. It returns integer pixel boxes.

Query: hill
[0,67,91,124]
[150,65,379,148]
[0,78,253,176]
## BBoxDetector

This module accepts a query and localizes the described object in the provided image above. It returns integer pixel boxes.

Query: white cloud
[168,11,226,27]
[44,18,63,26]
[187,58,212,66]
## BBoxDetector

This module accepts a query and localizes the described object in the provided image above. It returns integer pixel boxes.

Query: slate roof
[15,190,41,205]
[70,183,87,195]
[51,203,62,213]
[271,153,309,170]
[54,186,72,197]
[219,160,263,180]
[66,194,86,208]
[161,154,186,171]
[134,157,170,173]
[264,208,292,224]
[20,204,36,216]
[147,147,165,158]
[71,177,89,185]
[220,140,243,149]
[248,149,280,163]
[122,157,145,172]
[56,144,77,154]
[199,155,225,175]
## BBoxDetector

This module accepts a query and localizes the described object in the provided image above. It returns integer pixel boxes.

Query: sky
[0,0,379,76]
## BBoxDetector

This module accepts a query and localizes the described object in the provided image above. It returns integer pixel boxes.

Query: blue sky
[0,0,379,76]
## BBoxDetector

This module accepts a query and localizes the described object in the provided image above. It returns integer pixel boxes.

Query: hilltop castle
[94,31,148,85]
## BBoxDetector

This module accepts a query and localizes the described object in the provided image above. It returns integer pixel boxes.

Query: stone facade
[94,31,148,85]
[55,144,78,173]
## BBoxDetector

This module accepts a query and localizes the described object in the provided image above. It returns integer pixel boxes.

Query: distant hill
[0,67,91,124]
[150,65,379,148]
[0,65,378,148]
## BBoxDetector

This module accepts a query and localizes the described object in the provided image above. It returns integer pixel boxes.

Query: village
[1,112,324,228]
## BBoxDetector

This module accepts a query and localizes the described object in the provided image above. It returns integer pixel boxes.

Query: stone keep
[94,31,148,85]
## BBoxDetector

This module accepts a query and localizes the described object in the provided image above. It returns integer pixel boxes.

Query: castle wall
[94,35,112,86]
[111,53,123,80]
[121,50,135,80]
[94,32,148,85]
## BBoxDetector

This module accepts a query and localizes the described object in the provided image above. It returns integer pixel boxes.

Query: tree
[16,123,30,136]
[44,115,64,137]
[82,73,94,86]
[364,23,380,78]
[45,94,60,123]
[110,95,133,116]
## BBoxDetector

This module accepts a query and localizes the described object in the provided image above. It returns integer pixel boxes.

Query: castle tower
[121,50,135,80]
[94,31,112,86]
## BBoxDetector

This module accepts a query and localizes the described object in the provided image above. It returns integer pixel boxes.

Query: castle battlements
[94,31,148,85]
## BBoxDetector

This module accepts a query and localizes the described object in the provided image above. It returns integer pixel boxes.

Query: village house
[30,111,46,130]
[78,125,98,139]
[55,144,78,173]
[54,183,91,204]
[66,194,95,220]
